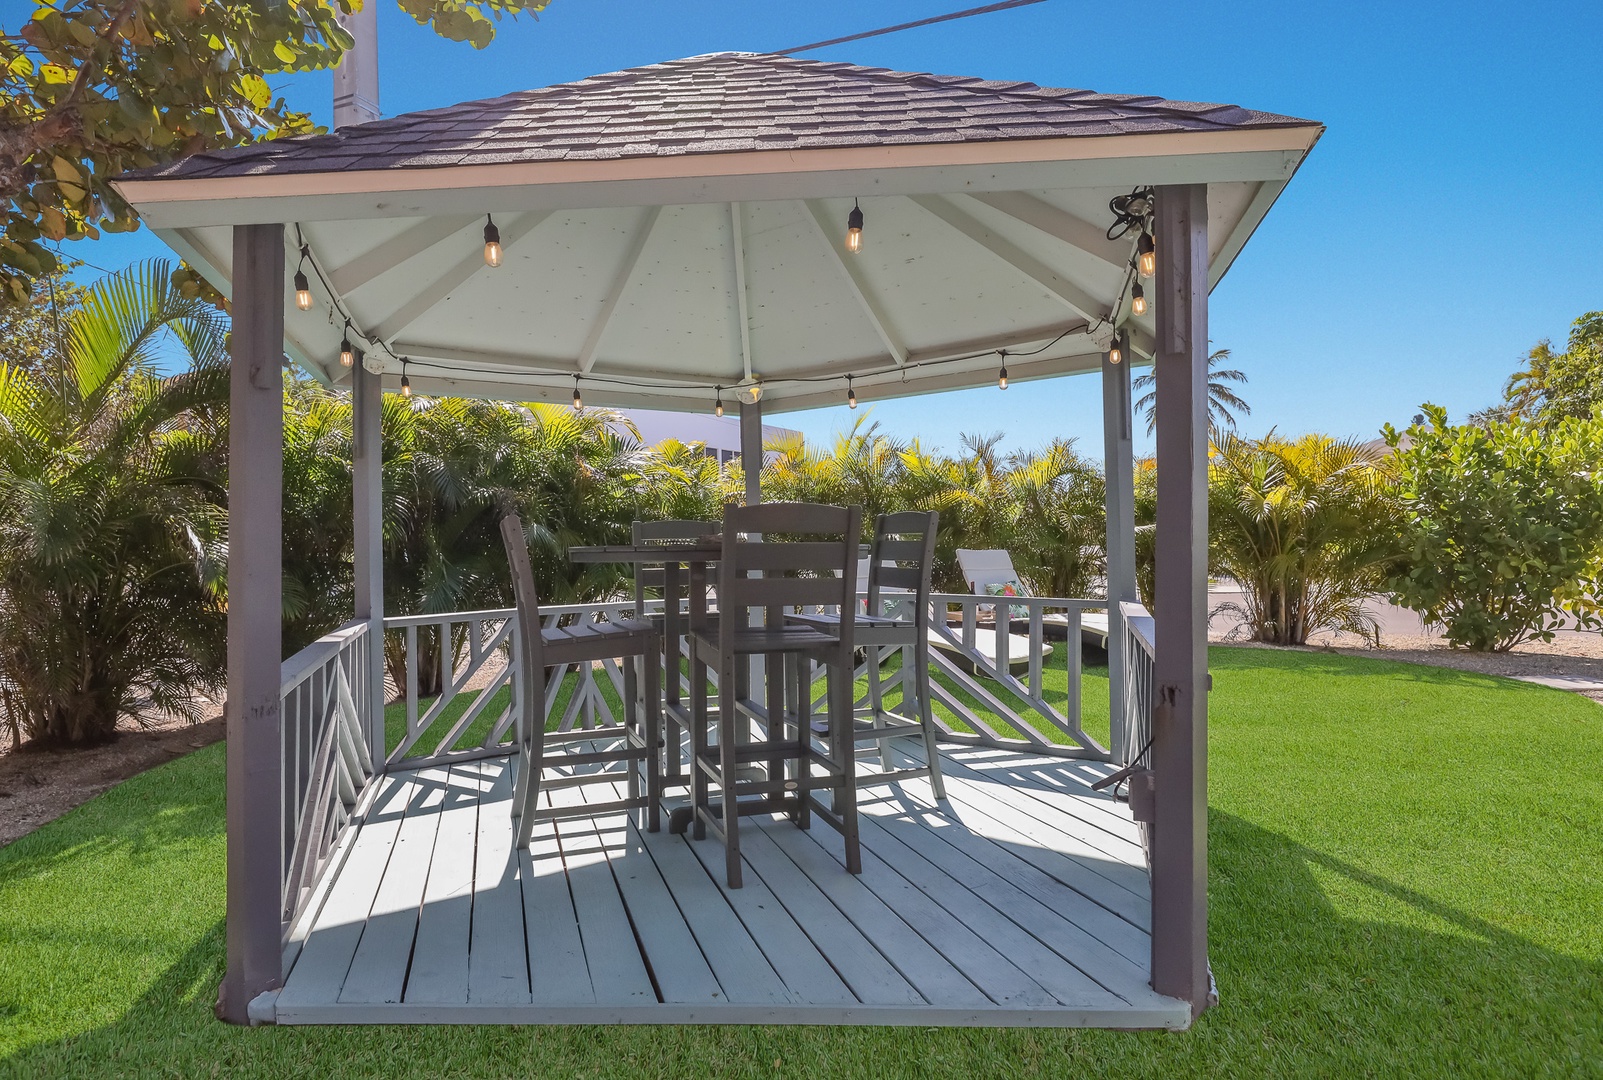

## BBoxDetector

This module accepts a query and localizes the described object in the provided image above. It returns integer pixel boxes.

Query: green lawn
[2,647,1600,1077]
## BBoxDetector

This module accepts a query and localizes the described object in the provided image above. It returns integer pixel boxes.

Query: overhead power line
[775,0,1050,55]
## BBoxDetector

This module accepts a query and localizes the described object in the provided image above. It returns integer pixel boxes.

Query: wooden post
[1150,183,1211,1015]
[1102,346,1137,760]
[353,360,384,758]
[220,223,285,1023]
[739,398,762,505]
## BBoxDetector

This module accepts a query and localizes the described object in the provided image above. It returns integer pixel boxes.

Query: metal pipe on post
[220,224,286,1024]
[332,4,380,129]
[1149,184,1212,1016]
[1102,345,1137,760]
[353,360,384,760]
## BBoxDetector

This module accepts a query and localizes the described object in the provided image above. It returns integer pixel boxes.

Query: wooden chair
[791,510,946,797]
[630,518,718,789]
[499,514,662,849]
[688,501,862,888]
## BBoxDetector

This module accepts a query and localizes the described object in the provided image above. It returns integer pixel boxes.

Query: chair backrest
[956,548,1022,594]
[632,518,718,612]
[499,513,548,719]
[718,501,861,644]
[866,511,938,627]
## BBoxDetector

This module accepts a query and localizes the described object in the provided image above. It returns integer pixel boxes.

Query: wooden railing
[925,593,1108,757]
[278,620,376,939]
[1119,601,1155,767]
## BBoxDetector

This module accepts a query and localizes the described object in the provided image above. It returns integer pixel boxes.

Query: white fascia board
[115,128,1320,229]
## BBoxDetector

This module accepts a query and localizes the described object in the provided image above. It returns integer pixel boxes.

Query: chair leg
[719,655,743,889]
[915,632,946,799]
[515,708,546,850]
[662,641,683,786]
[794,655,812,831]
[690,650,709,841]
[622,656,640,814]
[831,649,861,875]
[867,644,891,771]
[765,649,785,812]
[643,644,662,833]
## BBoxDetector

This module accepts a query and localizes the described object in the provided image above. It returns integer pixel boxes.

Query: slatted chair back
[719,501,862,637]
[499,513,549,734]
[632,518,718,613]
[865,510,939,625]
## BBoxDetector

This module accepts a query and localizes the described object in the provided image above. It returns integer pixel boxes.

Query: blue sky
[58,0,1603,457]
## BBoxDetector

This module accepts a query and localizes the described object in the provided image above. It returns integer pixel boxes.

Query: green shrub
[1386,404,1603,651]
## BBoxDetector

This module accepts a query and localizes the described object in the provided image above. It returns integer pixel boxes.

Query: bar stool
[630,518,718,789]
[499,514,662,847]
[790,510,945,797]
[687,501,862,888]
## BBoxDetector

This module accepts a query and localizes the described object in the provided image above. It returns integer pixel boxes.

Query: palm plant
[1208,432,1398,645]
[0,261,229,747]
[1002,439,1106,599]
[1132,348,1250,435]
[636,438,738,521]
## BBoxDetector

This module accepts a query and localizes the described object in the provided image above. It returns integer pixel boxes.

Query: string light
[1136,231,1156,279]
[293,245,312,310]
[572,374,583,412]
[1108,336,1123,365]
[400,358,411,397]
[1130,281,1147,317]
[714,386,724,418]
[339,321,354,367]
[847,374,857,409]
[483,214,502,268]
[997,350,1008,390]
[845,199,864,254]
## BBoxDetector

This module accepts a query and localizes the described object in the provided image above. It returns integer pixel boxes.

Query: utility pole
[333,3,381,128]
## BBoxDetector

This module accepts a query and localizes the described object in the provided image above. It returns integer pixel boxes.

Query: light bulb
[400,373,411,397]
[483,215,502,268]
[1136,232,1156,278]
[847,377,857,409]
[714,389,724,418]
[339,331,354,367]
[293,270,312,311]
[846,203,864,254]
[1109,340,1123,365]
[1130,282,1147,317]
[743,381,762,404]
[572,378,583,412]
[998,366,1009,390]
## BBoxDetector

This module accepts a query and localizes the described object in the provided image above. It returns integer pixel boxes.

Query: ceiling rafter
[964,192,1129,269]
[329,214,479,296]
[908,194,1111,326]
[576,205,662,374]
[801,199,907,366]
[372,210,552,343]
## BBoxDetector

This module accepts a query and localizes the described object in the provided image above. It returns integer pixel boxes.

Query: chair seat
[540,617,657,664]
[788,610,904,628]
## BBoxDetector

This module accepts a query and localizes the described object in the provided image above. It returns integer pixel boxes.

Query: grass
[1,646,1600,1077]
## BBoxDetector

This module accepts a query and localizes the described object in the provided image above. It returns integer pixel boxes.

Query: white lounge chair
[954,549,1110,650]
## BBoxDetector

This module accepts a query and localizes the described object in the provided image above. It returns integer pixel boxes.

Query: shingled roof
[127,51,1317,181]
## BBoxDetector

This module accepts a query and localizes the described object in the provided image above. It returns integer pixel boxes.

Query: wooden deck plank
[934,747,1147,854]
[791,808,1064,1009]
[334,771,448,1004]
[847,807,1119,1008]
[546,785,655,1006]
[522,810,595,1005]
[915,765,1152,929]
[590,782,793,1006]
[860,779,1160,995]
[713,821,923,1006]
[468,759,531,1004]
[403,764,481,1004]
[551,779,723,1005]
[751,815,991,1008]
[278,773,420,1008]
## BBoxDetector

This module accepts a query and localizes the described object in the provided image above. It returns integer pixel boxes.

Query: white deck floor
[275,743,1187,1027]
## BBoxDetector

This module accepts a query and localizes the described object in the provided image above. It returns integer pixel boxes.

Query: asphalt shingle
[124,52,1316,182]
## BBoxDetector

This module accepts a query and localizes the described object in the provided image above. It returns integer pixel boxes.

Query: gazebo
[116,52,1321,1028]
